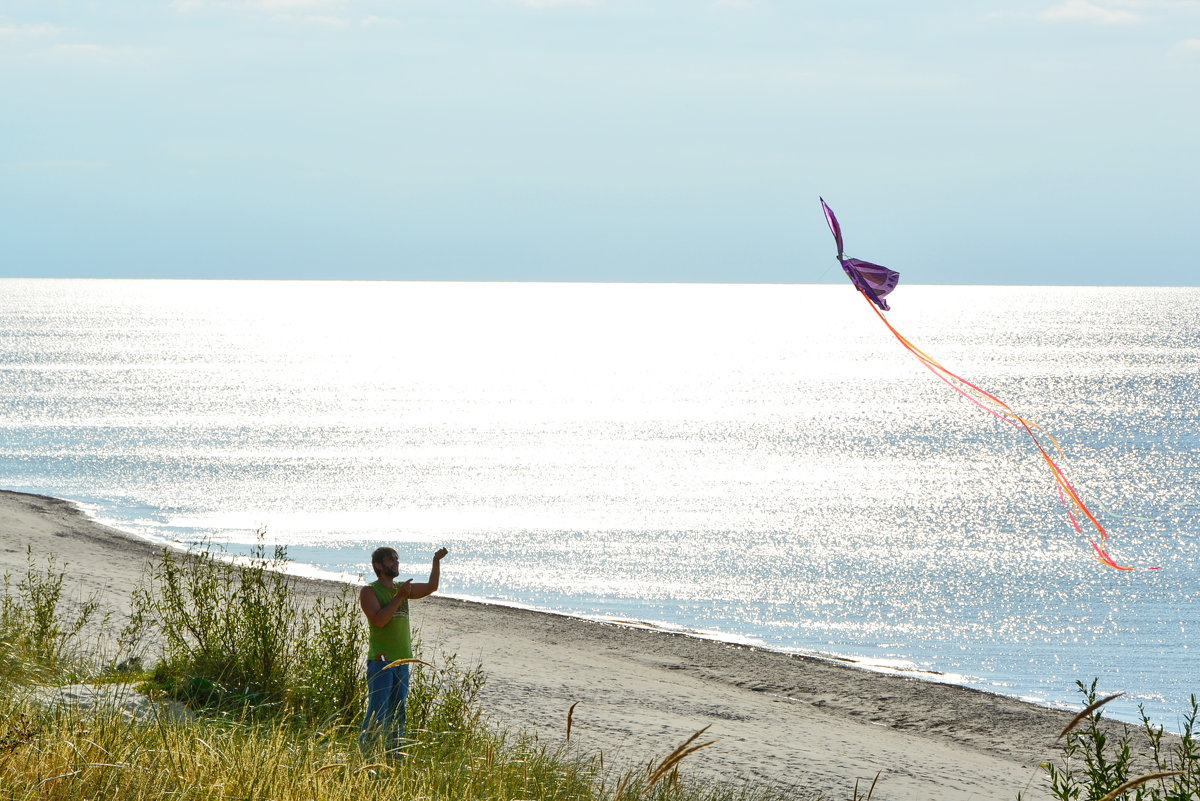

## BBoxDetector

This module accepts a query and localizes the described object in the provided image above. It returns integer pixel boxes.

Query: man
[358,545,448,755]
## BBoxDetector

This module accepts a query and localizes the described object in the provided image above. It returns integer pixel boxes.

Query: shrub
[1035,679,1200,801]
[0,548,100,681]
[123,536,367,723]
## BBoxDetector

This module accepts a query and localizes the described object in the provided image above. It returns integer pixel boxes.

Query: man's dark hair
[371,546,398,575]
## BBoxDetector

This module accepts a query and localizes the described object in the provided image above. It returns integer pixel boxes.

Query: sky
[1,0,1197,285]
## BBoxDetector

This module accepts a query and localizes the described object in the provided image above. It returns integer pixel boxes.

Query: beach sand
[1,489,1085,800]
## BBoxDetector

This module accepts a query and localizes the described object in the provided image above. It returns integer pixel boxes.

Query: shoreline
[71,496,1063,710]
[49,493,1060,719]
[74,494,980,690]
[2,488,1092,799]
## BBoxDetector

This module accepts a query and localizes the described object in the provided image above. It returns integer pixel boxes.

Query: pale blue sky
[2,1,1197,284]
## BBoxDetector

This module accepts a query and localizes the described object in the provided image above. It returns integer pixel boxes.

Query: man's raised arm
[404,547,448,600]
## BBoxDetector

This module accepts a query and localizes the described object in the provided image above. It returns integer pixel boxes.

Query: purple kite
[821,197,900,311]
[819,197,1151,570]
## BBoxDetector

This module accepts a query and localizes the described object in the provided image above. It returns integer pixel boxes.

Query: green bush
[1035,679,1200,801]
[0,548,100,681]
[124,536,366,724]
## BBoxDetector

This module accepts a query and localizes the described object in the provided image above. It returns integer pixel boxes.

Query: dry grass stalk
[1094,771,1182,801]
[1057,693,1124,740]
[35,770,82,789]
[852,770,882,800]
[310,763,347,776]
[356,762,394,774]
[382,657,434,671]
[644,726,716,790]
[566,701,580,742]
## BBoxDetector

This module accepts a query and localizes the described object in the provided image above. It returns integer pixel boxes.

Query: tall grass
[0,682,785,801]
[0,687,599,801]
[2,549,801,801]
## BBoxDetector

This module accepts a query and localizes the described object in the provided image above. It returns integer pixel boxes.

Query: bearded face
[372,549,400,579]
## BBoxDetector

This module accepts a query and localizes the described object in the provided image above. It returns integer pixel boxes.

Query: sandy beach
[1,489,1092,800]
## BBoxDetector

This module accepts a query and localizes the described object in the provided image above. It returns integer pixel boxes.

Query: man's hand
[400,548,447,601]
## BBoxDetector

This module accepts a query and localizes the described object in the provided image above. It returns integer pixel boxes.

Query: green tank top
[367,579,413,662]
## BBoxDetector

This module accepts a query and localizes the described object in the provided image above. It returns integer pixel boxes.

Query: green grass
[1,546,799,801]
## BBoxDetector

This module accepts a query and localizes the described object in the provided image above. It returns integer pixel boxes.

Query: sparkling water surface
[1,279,1197,729]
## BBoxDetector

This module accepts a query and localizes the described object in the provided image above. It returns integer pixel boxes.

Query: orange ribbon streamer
[859,291,1152,570]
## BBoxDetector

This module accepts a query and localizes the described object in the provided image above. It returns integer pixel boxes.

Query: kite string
[857,291,1138,570]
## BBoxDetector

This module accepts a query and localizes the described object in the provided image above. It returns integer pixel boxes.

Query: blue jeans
[360,661,411,755]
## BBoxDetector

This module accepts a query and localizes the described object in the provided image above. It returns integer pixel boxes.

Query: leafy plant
[1036,679,1200,801]
[124,534,368,724]
[0,548,100,680]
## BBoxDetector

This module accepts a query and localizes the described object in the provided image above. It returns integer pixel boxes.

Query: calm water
[1,279,1197,728]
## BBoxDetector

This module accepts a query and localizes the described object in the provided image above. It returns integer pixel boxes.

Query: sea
[1,278,1197,730]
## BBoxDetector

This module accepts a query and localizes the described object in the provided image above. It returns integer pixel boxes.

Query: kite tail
[1057,485,1083,533]
[858,291,1143,570]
